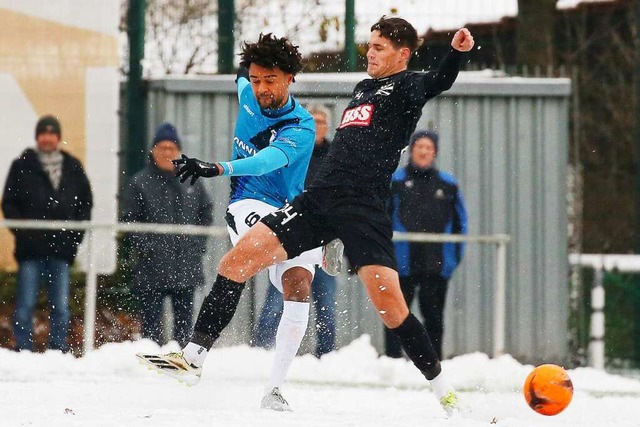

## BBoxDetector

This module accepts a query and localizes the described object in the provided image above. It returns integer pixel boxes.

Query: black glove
[235,66,249,83]
[172,154,221,185]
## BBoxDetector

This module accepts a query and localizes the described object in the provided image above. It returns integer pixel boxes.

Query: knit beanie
[35,115,62,138]
[409,129,439,153]
[152,122,181,148]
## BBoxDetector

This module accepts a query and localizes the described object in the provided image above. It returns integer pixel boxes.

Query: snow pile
[1,336,639,426]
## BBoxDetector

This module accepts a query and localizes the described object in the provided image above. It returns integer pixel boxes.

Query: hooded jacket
[2,148,93,263]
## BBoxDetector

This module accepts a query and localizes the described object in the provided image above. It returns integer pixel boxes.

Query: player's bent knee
[379,307,410,329]
[282,267,312,302]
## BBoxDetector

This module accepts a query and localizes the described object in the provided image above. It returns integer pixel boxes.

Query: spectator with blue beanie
[121,122,213,346]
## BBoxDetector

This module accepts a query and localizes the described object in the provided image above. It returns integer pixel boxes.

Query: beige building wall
[0,1,120,272]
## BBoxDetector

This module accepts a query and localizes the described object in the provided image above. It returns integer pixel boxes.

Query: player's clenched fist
[451,28,474,52]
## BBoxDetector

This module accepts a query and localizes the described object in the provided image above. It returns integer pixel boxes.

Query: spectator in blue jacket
[384,130,467,360]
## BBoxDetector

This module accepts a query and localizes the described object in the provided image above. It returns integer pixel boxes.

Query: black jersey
[310,48,463,201]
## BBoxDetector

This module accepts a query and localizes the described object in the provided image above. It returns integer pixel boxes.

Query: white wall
[0,0,120,273]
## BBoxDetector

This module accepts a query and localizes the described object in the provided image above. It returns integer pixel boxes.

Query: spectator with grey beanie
[121,122,213,346]
[2,114,93,352]
[253,104,338,357]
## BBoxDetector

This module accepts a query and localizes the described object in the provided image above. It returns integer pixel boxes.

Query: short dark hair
[370,16,421,52]
[239,33,303,76]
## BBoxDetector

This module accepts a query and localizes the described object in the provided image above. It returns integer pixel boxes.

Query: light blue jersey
[222,76,315,208]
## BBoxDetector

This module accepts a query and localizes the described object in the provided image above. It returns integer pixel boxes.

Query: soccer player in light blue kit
[137,33,342,412]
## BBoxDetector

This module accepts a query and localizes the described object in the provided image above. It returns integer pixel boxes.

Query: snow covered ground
[2,336,639,426]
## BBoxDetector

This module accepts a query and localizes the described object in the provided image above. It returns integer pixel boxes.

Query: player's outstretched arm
[422,28,474,97]
[172,144,290,185]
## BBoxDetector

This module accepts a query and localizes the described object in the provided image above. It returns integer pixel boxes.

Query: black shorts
[260,187,397,272]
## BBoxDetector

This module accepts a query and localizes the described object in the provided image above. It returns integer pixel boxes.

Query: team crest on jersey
[338,104,373,129]
[375,82,394,96]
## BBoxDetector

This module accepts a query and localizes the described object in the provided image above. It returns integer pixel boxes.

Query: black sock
[191,275,244,349]
[390,313,442,380]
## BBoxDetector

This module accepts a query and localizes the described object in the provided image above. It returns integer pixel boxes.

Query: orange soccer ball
[523,364,573,416]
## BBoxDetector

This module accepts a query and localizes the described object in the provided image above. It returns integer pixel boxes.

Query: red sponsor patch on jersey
[338,104,373,129]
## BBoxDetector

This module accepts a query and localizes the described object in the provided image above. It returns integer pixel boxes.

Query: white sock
[266,301,310,391]
[182,342,208,368]
[430,371,454,400]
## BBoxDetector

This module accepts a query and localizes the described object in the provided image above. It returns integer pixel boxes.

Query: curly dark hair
[370,16,421,52]
[239,33,303,76]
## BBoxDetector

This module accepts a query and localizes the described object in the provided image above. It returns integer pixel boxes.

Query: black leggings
[384,273,449,359]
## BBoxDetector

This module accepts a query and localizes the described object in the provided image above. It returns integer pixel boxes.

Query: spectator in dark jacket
[121,123,213,346]
[384,130,467,360]
[253,105,338,357]
[2,115,93,352]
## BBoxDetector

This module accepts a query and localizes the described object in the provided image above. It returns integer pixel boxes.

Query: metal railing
[0,219,226,353]
[394,231,511,357]
[1,219,510,356]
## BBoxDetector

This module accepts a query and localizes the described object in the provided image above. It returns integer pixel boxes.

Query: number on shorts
[276,203,298,225]
[245,212,261,227]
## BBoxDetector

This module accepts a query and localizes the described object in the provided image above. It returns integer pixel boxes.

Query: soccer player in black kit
[139,17,474,415]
